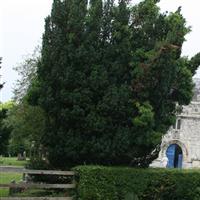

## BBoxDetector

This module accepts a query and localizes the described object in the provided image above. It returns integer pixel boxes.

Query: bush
[74,166,200,200]
[26,158,50,170]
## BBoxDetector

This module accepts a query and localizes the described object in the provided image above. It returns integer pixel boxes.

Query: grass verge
[0,172,22,197]
[0,157,28,167]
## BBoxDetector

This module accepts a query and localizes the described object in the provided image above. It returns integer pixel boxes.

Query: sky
[0,0,200,102]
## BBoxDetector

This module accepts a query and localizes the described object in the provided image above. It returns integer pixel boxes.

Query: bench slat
[0,198,73,200]
[0,167,75,176]
[0,183,76,189]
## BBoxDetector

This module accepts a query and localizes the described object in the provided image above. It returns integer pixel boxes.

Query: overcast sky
[0,0,200,102]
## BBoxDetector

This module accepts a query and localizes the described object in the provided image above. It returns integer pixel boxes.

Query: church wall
[150,101,200,168]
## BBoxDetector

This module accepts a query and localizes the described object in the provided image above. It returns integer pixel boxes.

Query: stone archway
[161,140,188,166]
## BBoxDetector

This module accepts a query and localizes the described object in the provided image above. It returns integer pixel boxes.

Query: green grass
[0,172,22,197]
[0,157,28,167]
[0,173,22,184]
[0,157,26,197]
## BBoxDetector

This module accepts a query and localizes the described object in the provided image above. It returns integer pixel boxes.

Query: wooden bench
[0,166,76,200]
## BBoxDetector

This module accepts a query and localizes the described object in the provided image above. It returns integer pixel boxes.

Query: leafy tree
[28,0,200,168]
[0,101,14,155]
[0,57,5,90]
[13,47,40,102]
[0,59,9,155]
[4,49,45,156]
[4,102,45,156]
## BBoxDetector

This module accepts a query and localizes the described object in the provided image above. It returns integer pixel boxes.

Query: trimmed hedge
[74,166,200,200]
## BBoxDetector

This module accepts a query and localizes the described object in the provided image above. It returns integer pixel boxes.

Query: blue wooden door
[178,154,183,168]
[166,144,176,168]
[166,144,182,168]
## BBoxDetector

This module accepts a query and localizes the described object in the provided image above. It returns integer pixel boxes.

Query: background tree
[3,48,46,156]
[0,57,5,90]
[28,0,200,168]
[0,101,14,155]
[0,58,9,156]
[13,47,40,102]
[4,102,45,156]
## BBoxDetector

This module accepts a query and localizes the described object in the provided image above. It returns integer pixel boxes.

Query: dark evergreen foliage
[28,0,200,168]
[0,106,12,155]
[0,59,9,155]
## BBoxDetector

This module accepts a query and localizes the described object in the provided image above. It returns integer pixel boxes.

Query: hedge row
[74,166,200,200]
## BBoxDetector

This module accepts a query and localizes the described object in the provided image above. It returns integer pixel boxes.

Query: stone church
[151,79,200,169]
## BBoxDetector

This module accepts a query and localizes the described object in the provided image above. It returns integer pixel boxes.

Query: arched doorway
[166,144,183,168]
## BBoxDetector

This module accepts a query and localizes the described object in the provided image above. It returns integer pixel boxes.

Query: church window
[173,119,181,130]
[177,119,181,129]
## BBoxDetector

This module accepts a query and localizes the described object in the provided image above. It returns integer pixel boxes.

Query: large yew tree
[28,0,200,167]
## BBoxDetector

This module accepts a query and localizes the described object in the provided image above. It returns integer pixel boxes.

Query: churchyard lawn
[0,157,25,197]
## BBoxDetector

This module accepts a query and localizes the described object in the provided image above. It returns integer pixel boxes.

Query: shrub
[74,166,200,200]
